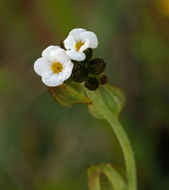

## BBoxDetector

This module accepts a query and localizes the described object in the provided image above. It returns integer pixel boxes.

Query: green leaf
[48,82,91,107]
[88,164,126,190]
[88,166,101,190]
[84,84,126,119]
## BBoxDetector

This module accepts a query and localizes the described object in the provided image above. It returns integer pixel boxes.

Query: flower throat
[51,62,63,74]
[75,41,84,51]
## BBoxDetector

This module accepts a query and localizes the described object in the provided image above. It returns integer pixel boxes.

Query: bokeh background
[0,0,169,189]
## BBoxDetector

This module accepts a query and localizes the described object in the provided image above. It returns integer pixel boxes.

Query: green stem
[103,110,137,190]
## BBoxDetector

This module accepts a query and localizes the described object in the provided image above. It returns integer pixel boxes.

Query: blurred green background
[0,0,169,189]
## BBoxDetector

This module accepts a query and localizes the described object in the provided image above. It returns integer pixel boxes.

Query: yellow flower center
[75,41,84,51]
[51,62,63,74]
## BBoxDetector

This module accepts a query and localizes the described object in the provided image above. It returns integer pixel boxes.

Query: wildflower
[64,28,98,61]
[34,46,73,87]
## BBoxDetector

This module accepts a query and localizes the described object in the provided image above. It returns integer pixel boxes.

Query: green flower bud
[87,58,106,75]
[99,74,108,85]
[71,63,88,82]
[84,76,99,90]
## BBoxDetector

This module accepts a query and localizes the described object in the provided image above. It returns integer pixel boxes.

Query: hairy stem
[103,109,137,190]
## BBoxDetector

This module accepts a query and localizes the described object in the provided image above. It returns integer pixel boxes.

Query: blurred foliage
[0,0,169,190]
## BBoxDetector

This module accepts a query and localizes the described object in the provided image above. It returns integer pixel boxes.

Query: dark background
[0,0,169,189]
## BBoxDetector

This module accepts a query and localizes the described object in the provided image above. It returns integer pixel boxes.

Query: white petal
[59,61,73,80]
[79,41,89,52]
[69,28,86,40]
[42,73,63,87]
[42,45,59,60]
[80,31,98,49]
[66,50,86,61]
[34,58,50,76]
[50,48,71,63]
[64,35,76,50]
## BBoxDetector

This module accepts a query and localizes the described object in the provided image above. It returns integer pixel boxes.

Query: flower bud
[84,76,99,90]
[87,58,106,75]
[71,63,88,82]
[84,48,93,62]
[99,74,108,85]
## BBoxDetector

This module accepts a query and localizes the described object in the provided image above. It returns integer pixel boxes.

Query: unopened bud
[87,58,106,75]
[71,63,88,82]
[99,74,108,85]
[84,76,99,90]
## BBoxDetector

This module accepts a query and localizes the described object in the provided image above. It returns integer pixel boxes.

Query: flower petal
[80,31,98,49]
[66,50,86,61]
[69,28,86,40]
[50,48,71,63]
[34,58,51,76]
[59,61,73,80]
[42,45,60,61]
[64,35,76,50]
[42,72,63,87]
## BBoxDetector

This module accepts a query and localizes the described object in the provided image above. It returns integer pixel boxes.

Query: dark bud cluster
[70,49,108,90]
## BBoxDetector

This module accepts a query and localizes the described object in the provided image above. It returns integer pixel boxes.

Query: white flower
[64,28,98,61]
[34,46,73,87]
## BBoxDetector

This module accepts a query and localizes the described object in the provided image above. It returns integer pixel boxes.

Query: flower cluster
[34,28,107,90]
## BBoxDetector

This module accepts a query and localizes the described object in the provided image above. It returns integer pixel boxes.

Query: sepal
[48,82,91,107]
